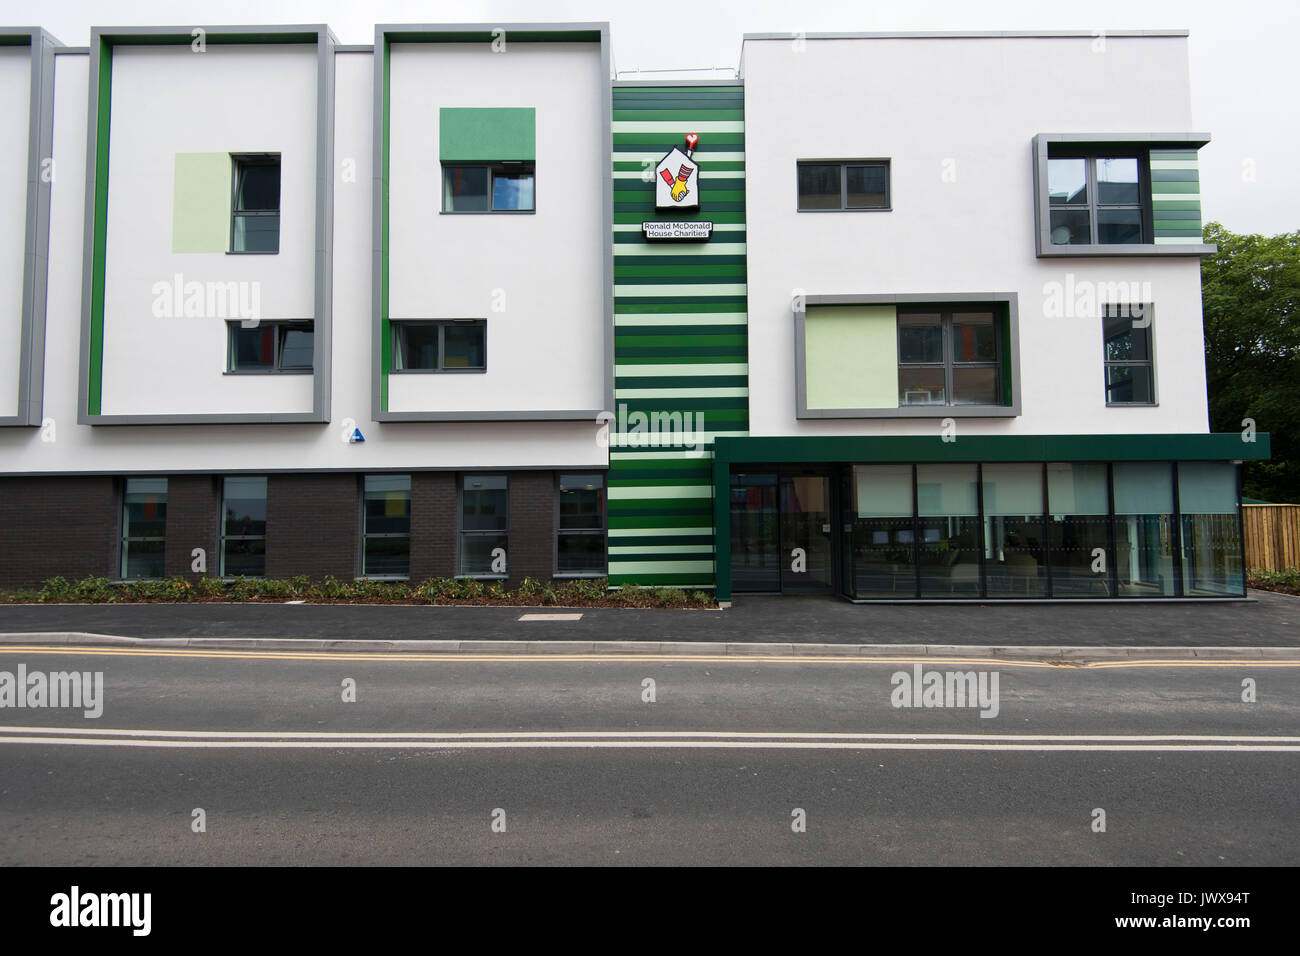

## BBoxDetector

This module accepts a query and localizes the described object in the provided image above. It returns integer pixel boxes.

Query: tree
[1201,222,1300,502]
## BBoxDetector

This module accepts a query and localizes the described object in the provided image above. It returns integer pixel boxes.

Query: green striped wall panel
[608,85,747,590]
[1150,149,1203,244]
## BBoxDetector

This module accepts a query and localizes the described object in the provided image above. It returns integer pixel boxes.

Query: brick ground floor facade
[0,470,607,589]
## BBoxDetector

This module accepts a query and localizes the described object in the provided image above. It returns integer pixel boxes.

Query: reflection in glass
[1112,462,1175,596]
[917,464,980,598]
[1047,463,1112,597]
[1178,463,1244,596]
[982,463,1046,596]
[730,474,779,592]
[850,465,915,598]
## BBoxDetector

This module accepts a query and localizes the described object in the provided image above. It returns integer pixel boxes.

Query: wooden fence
[1243,504,1300,570]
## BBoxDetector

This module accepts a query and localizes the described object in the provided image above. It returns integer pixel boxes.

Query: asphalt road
[1,644,1297,865]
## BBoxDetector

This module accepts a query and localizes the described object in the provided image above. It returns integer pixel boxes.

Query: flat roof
[743,29,1189,40]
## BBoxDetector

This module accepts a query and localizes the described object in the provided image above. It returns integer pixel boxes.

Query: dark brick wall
[265,474,360,580]
[507,471,555,584]
[410,472,457,581]
[164,475,220,579]
[0,470,601,588]
[0,476,118,588]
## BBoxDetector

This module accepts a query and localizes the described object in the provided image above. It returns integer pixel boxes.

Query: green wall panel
[607,85,746,590]
[171,152,232,253]
[805,305,897,409]
[438,107,535,162]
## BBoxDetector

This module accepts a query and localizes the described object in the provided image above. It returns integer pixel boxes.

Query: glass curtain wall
[1046,463,1113,597]
[982,463,1047,597]
[729,473,779,592]
[1178,463,1245,596]
[916,464,980,597]
[848,465,915,598]
[1112,463,1177,596]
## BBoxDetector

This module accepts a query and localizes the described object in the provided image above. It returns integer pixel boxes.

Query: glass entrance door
[779,475,833,593]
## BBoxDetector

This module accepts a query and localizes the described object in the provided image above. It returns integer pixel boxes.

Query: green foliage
[656,587,688,607]
[38,577,72,602]
[197,577,226,597]
[516,577,544,598]
[1247,568,1300,594]
[690,590,713,607]
[613,583,645,605]
[1202,222,1300,502]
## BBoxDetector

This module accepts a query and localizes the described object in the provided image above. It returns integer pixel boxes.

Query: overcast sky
[6,0,1295,235]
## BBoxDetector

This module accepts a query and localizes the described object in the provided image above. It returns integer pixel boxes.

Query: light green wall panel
[172,152,231,253]
[439,107,535,163]
[805,305,898,409]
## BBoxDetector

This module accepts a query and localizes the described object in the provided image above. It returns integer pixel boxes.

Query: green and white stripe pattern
[609,85,748,589]
[1150,149,1202,245]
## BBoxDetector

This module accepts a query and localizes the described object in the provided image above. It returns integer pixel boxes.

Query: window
[362,475,411,578]
[797,161,889,210]
[442,162,535,212]
[230,154,280,252]
[1047,152,1147,245]
[898,309,1001,406]
[392,320,486,372]
[557,474,606,575]
[121,478,167,580]
[1103,303,1155,405]
[221,477,267,578]
[227,321,314,373]
[460,475,508,576]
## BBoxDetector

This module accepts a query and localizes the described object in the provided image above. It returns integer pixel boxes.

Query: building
[0,23,1269,601]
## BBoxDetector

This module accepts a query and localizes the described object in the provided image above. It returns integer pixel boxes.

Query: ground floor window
[732,461,1243,599]
[221,476,267,577]
[362,475,411,578]
[557,474,606,575]
[121,478,167,580]
[460,475,508,576]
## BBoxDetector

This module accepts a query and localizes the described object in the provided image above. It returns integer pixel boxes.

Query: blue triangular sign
[350,428,365,443]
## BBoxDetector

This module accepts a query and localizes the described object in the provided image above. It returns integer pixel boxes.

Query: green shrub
[690,590,713,607]
[656,587,688,607]
[613,583,645,605]
[38,576,73,602]
[486,582,506,601]
[318,575,346,599]
[197,577,226,598]
[290,574,311,596]
[541,586,558,605]
[454,578,484,601]
[516,577,543,598]
[72,576,114,601]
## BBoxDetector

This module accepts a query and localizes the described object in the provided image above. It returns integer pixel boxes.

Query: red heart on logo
[685,133,699,150]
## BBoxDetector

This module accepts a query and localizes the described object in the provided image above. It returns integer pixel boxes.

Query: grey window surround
[225,321,315,374]
[1103,302,1159,407]
[230,153,282,254]
[796,159,891,212]
[897,308,1002,409]
[360,473,412,580]
[391,319,487,373]
[793,293,1021,419]
[219,475,267,579]
[555,471,608,577]
[441,161,536,213]
[119,476,167,582]
[1031,132,1215,258]
[458,473,509,579]
[1046,151,1150,246]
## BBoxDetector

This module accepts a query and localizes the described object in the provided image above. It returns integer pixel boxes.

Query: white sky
[5,0,1296,235]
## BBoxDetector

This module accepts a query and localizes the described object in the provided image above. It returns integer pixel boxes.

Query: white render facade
[0,24,1267,601]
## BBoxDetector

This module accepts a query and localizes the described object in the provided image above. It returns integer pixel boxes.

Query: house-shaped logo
[655,137,700,210]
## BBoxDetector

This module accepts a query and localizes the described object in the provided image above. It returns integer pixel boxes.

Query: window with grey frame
[442,162,535,212]
[557,473,606,576]
[1103,303,1155,405]
[362,475,411,578]
[897,309,1002,407]
[392,320,485,372]
[460,475,508,577]
[221,476,267,578]
[121,477,167,580]
[1047,152,1150,245]
[230,154,280,253]
[227,321,313,373]
[797,161,889,210]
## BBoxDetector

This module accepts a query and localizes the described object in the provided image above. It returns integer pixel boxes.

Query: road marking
[0,645,1296,669]
[517,613,584,622]
[0,727,1297,752]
